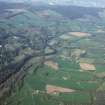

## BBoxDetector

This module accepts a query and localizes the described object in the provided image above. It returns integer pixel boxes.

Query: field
[0,2,105,105]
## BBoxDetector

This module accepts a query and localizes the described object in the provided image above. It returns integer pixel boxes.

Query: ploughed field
[0,2,105,105]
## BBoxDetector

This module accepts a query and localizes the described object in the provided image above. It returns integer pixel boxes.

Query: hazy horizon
[0,0,105,7]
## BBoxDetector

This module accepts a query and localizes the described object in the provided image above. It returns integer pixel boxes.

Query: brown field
[96,72,105,78]
[80,63,96,71]
[96,29,105,33]
[62,76,68,80]
[44,60,59,70]
[69,32,90,37]
[7,9,27,12]
[36,10,49,17]
[32,90,39,95]
[71,49,86,58]
[60,32,90,40]
[79,58,95,64]
[60,34,73,40]
[46,85,75,94]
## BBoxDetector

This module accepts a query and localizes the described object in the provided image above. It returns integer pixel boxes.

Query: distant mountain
[0,0,105,7]
[47,0,105,7]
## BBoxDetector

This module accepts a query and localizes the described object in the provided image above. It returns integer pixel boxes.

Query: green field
[2,4,105,105]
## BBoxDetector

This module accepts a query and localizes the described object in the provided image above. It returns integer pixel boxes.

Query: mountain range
[0,0,105,7]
